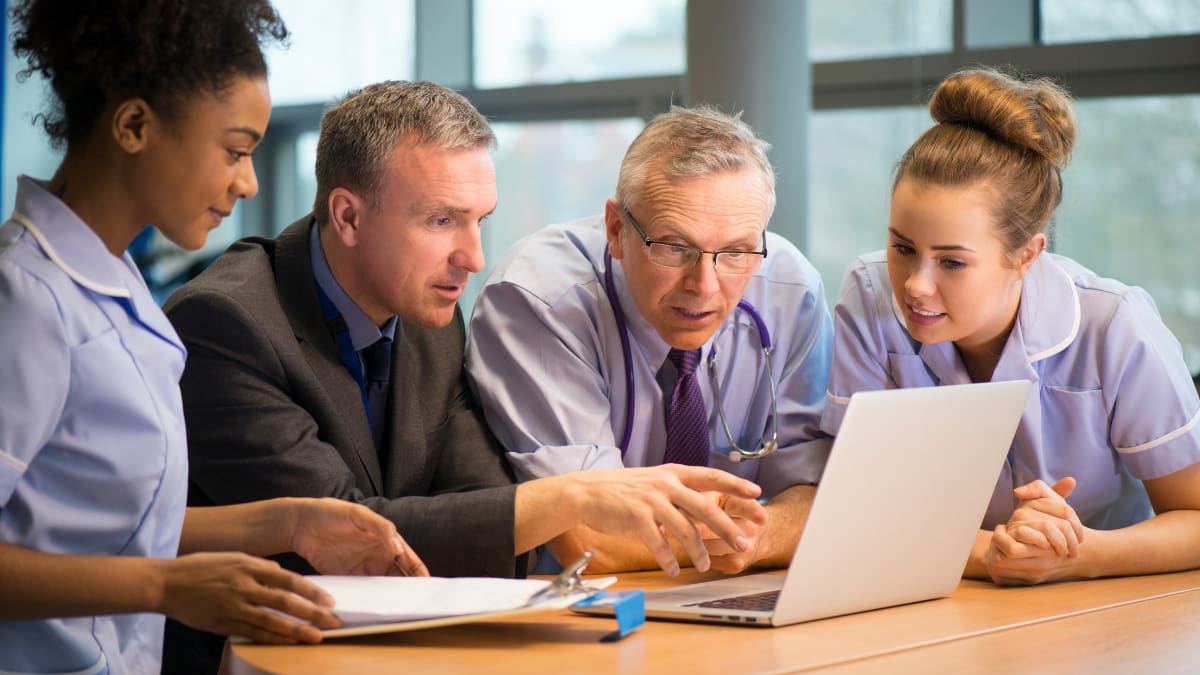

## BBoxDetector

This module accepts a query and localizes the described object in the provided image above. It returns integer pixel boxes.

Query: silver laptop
[576,380,1031,627]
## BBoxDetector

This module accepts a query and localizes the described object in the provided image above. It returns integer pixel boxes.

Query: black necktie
[361,337,392,450]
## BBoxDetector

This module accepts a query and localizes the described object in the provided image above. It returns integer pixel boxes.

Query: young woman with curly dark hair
[0,2,426,671]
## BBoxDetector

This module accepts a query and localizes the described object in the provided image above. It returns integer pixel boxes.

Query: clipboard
[308,551,617,638]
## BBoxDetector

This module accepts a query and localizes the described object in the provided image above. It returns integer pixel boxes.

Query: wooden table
[229,568,1200,674]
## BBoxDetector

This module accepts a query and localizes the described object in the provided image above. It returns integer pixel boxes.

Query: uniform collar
[11,175,134,298]
[888,253,1080,384]
[1013,254,1080,363]
[10,175,183,351]
[989,254,1081,383]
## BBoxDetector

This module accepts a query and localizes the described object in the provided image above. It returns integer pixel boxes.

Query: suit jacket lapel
[274,216,384,493]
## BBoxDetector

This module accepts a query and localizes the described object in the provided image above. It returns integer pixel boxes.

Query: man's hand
[568,464,761,575]
[697,494,768,574]
[290,498,429,577]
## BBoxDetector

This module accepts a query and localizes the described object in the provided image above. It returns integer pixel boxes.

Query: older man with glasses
[466,105,834,575]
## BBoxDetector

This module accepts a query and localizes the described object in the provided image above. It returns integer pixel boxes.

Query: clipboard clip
[526,550,599,605]
[529,550,646,642]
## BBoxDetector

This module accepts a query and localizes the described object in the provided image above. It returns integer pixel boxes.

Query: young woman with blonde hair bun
[822,67,1200,585]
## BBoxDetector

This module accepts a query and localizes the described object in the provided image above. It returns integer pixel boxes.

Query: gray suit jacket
[164,217,520,575]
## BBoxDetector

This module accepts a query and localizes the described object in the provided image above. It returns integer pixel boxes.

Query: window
[267,0,415,106]
[1054,94,1200,370]
[292,130,320,224]
[462,118,645,314]
[807,106,930,306]
[1041,0,1200,44]
[807,95,1200,372]
[809,0,953,62]
[807,0,1200,372]
[472,0,685,88]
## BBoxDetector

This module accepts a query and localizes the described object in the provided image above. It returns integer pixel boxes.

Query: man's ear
[604,198,625,260]
[111,98,155,154]
[328,187,367,247]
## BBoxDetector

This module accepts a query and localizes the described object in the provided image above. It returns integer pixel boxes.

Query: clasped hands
[985,477,1086,585]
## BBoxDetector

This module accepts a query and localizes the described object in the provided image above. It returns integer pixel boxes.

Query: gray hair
[312,80,496,224]
[616,105,776,218]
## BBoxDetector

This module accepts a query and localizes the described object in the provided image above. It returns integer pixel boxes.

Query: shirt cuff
[1118,414,1200,481]
[505,444,625,482]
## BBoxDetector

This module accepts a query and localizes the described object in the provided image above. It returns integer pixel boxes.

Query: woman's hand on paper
[158,552,340,644]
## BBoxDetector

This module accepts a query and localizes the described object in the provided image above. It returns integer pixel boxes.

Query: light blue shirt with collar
[465,216,833,498]
[0,176,189,674]
[822,249,1200,530]
[308,221,397,358]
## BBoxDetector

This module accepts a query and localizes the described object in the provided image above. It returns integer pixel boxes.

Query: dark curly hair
[9,0,289,150]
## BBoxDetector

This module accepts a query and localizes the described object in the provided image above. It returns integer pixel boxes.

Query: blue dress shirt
[0,176,189,674]
[466,216,834,498]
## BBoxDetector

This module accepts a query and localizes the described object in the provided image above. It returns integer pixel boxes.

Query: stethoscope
[603,249,779,463]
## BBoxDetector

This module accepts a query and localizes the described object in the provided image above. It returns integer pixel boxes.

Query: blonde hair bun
[930,68,1076,171]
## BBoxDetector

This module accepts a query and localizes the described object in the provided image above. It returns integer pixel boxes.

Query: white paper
[309,576,612,627]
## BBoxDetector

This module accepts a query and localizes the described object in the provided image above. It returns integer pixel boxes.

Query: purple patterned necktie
[664,348,711,466]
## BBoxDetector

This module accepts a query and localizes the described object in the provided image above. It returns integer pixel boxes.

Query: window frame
[232,0,1200,370]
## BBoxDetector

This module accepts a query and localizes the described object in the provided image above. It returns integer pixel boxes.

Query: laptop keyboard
[685,590,780,612]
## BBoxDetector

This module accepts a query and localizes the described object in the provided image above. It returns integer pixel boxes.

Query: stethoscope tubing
[603,248,777,461]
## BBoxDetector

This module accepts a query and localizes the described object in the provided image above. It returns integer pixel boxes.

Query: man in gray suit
[162,81,759,674]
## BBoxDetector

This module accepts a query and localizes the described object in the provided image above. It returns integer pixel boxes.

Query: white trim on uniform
[10,212,131,299]
[826,391,851,405]
[1029,266,1081,363]
[1119,407,1200,455]
[0,448,29,472]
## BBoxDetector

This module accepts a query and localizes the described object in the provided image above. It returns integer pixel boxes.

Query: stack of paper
[305,575,616,637]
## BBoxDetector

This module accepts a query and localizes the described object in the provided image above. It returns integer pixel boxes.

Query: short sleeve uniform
[822,250,1200,530]
[0,177,188,674]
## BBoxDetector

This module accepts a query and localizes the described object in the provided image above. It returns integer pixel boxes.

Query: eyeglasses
[622,206,767,275]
